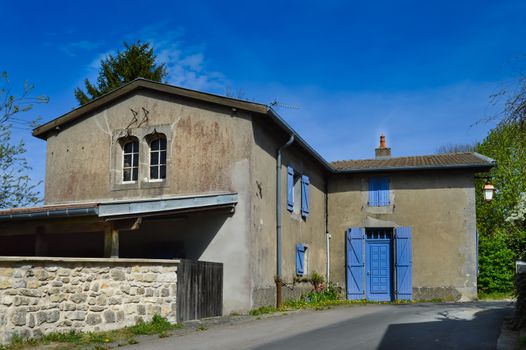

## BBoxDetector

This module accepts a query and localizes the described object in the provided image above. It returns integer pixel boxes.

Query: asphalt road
[126,301,513,350]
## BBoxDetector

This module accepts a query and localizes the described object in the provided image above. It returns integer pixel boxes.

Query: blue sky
[2,0,526,197]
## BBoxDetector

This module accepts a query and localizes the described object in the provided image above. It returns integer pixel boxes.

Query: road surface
[126,301,512,350]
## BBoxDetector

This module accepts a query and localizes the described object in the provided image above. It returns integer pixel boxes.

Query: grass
[0,315,183,350]
[478,291,515,300]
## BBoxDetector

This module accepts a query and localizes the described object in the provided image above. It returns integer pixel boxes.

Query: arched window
[149,135,167,180]
[122,139,139,182]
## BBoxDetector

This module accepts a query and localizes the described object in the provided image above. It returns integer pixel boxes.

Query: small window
[149,136,167,181]
[287,166,310,217]
[368,177,390,206]
[122,139,139,182]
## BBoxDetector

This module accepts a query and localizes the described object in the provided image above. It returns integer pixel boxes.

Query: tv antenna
[269,99,301,110]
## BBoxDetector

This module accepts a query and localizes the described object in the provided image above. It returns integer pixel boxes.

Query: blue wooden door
[365,230,392,301]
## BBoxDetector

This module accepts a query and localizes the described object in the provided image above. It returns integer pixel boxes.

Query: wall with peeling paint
[43,90,255,313]
[328,170,477,301]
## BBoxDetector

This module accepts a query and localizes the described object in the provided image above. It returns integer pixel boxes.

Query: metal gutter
[0,207,98,221]
[98,193,238,218]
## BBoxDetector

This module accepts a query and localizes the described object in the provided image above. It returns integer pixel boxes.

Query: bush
[478,229,515,293]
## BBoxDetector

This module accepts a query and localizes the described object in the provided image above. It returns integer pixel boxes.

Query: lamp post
[483,182,496,202]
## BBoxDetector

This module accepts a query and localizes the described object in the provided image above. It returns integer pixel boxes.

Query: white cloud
[125,24,227,92]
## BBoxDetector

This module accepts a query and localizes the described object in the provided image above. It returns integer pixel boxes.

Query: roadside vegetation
[0,315,182,350]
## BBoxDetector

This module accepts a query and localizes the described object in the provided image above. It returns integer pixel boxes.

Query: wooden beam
[104,224,119,258]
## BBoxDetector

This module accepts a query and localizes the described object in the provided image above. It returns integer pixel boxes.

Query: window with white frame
[122,139,139,182]
[149,136,167,181]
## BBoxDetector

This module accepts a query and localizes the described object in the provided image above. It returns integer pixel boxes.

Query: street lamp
[483,182,496,202]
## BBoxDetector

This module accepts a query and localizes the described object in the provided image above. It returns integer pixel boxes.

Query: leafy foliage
[477,229,515,293]
[0,71,46,209]
[475,122,526,293]
[435,142,476,154]
[74,40,167,105]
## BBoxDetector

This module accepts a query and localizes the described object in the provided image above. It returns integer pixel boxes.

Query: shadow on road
[377,304,510,350]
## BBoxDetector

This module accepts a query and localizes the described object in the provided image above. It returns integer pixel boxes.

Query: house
[0,79,494,339]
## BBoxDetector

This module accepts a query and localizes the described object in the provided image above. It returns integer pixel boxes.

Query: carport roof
[0,193,238,221]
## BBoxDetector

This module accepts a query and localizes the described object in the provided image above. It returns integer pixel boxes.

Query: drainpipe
[324,175,331,284]
[276,134,294,308]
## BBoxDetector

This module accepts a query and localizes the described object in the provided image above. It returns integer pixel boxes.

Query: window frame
[121,138,139,183]
[148,135,167,182]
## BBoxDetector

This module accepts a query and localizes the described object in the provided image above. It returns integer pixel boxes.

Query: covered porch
[0,193,238,260]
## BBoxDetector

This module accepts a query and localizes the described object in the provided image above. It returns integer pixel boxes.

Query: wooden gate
[176,260,223,322]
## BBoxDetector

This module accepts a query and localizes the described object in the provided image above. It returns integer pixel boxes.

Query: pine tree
[74,41,167,105]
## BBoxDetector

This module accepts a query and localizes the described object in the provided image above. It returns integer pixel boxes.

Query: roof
[330,152,495,173]
[32,78,495,174]
[32,78,334,171]
[0,193,238,221]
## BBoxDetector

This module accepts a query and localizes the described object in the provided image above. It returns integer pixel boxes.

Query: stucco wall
[250,120,328,307]
[0,257,178,343]
[43,91,254,314]
[328,170,477,301]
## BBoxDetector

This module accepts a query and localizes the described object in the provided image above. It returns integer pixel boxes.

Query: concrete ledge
[0,256,181,265]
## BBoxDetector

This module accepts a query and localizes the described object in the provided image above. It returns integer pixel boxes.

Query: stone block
[70,293,88,304]
[111,269,126,281]
[89,306,105,312]
[14,297,30,306]
[36,311,47,326]
[46,310,60,323]
[137,287,145,295]
[45,266,59,272]
[103,310,116,323]
[117,310,125,322]
[1,296,13,306]
[21,289,41,298]
[137,305,146,315]
[161,288,169,297]
[13,279,26,288]
[67,311,86,321]
[50,294,67,303]
[108,297,120,305]
[28,314,35,328]
[57,268,70,276]
[145,288,154,297]
[10,309,27,326]
[0,278,12,290]
[0,267,13,277]
[86,314,102,326]
[26,279,39,289]
[64,303,76,311]
[51,281,64,287]
[121,285,131,294]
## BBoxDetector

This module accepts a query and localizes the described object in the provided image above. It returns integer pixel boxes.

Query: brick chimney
[375,134,392,158]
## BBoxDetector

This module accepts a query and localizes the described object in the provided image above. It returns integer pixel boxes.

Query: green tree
[74,40,167,105]
[475,122,526,292]
[0,71,47,208]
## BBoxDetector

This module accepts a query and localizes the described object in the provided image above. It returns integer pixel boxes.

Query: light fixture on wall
[483,182,496,202]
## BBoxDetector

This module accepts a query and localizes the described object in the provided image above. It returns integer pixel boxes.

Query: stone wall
[0,257,179,343]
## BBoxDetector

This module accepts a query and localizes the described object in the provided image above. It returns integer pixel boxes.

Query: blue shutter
[287,166,294,212]
[296,243,305,276]
[378,177,390,206]
[346,228,364,300]
[395,227,412,300]
[368,178,379,206]
[301,175,310,217]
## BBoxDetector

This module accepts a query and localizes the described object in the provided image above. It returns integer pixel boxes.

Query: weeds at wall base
[0,315,183,350]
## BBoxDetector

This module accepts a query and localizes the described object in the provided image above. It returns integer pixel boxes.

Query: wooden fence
[176,260,223,322]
